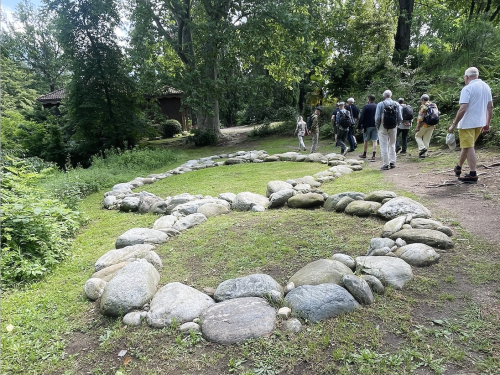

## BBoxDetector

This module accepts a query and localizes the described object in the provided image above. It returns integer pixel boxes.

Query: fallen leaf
[123,356,132,366]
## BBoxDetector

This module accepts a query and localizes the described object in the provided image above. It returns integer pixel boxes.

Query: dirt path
[379,151,500,245]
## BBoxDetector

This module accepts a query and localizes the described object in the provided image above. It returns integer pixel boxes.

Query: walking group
[295,67,493,184]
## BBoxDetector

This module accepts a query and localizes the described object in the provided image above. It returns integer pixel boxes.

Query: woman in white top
[295,116,307,151]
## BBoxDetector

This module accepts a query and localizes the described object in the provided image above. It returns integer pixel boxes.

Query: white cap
[347,98,354,103]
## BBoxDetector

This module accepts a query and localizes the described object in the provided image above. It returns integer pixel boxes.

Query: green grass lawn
[2,134,499,375]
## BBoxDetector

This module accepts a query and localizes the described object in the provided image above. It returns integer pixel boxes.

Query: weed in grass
[438,292,456,301]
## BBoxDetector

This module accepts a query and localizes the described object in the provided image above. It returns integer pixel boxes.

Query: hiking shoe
[396,147,401,153]
[400,150,406,154]
[380,165,389,170]
[369,156,376,162]
[389,163,396,169]
[419,148,427,157]
[359,154,367,159]
[341,148,347,156]
[454,165,462,177]
[458,174,478,184]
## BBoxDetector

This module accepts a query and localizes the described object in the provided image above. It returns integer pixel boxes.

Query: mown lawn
[1,135,499,375]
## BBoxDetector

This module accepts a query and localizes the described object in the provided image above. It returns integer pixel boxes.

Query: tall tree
[394,0,415,60]
[1,1,68,92]
[52,0,146,164]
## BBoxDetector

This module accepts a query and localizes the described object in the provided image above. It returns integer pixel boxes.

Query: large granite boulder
[378,197,431,220]
[345,201,382,216]
[395,243,441,267]
[115,228,168,249]
[172,199,231,216]
[201,297,276,344]
[288,259,353,287]
[305,153,327,163]
[218,193,237,204]
[266,181,294,197]
[268,189,296,209]
[94,244,161,272]
[364,191,397,203]
[153,215,178,231]
[410,218,453,237]
[214,274,283,303]
[100,260,160,316]
[232,192,269,211]
[92,262,129,282]
[389,229,454,249]
[287,193,325,209]
[120,197,140,212]
[342,274,374,305]
[138,195,164,214]
[146,282,215,328]
[284,284,360,322]
[355,256,413,290]
[324,192,365,211]
[172,213,208,231]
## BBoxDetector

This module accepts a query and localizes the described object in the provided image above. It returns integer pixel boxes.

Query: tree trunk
[394,0,415,61]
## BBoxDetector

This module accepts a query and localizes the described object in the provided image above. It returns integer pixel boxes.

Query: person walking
[331,103,340,147]
[375,90,402,170]
[295,116,307,151]
[346,98,359,151]
[357,94,378,161]
[396,98,413,154]
[448,67,493,184]
[415,94,438,158]
[336,102,353,156]
[309,106,323,153]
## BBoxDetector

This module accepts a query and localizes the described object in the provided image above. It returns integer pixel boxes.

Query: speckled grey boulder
[283,318,302,333]
[328,165,353,175]
[94,244,157,272]
[289,259,353,287]
[120,197,140,212]
[284,284,360,323]
[115,228,168,249]
[150,201,169,215]
[410,218,454,237]
[146,282,215,328]
[382,216,407,237]
[84,278,107,301]
[138,195,164,214]
[266,181,294,197]
[395,243,441,267]
[345,200,382,216]
[356,256,413,290]
[197,203,230,217]
[370,238,395,250]
[361,275,385,294]
[365,191,397,203]
[201,297,276,344]
[389,229,454,249]
[335,196,354,212]
[218,192,237,203]
[172,213,208,231]
[92,262,129,282]
[153,215,178,231]
[100,260,160,316]
[214,274,283,303]
[268,189,296,209]
[287,193,325,208]
[103,196,118,209]
[342,274,374,305]
[378,197,431,220]
[232,192,269,211]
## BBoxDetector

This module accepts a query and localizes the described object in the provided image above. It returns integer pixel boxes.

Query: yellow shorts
[458,128,481,148]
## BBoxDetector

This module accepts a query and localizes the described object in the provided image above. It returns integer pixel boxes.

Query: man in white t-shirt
[448,67,493,184]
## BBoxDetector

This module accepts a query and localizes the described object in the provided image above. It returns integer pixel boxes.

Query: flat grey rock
[201,297,276,344]
[147,282,215,328]
[214,274,283,302]
[287,193,325,208]
[356,256,413,290]
[218,192,237,203]
[332,253,356,270]
[395,243,441,267]
[120,197,140,212]
[324,192,365,211]
[389,229,454,249]
[153,215,178,231]
[94,244,157,272]
[370,238,395,251]
[378,197,431,220]
[284,284,360,323]
[115,228,168,249]
[92,262,129,282]
[289,259,353,287]
[100,260,160,316]
[382,216,407,237]
[360,275,385,294]
[138,195,164,214]
[342,274,374,305]
[335,196,354,212]
[197,203,230,217]
[345,200,382,216]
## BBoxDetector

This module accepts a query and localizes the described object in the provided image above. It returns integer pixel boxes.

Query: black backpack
[306,116,313,131]
[424,103,439,125]
[338,111,352,130]
[402,105,413,121]
[383,102,398,129]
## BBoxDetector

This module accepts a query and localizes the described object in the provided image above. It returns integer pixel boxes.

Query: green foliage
[161,119,182,138]
[0,56,40,113]
[248,120,295,139]
[0,154,80,288]
[186,129,218,146]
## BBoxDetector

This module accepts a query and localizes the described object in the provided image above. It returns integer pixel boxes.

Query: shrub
[186,129,218,146]
[276,106,297,122]
[1,155,80,288]
[161,119,182,138]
